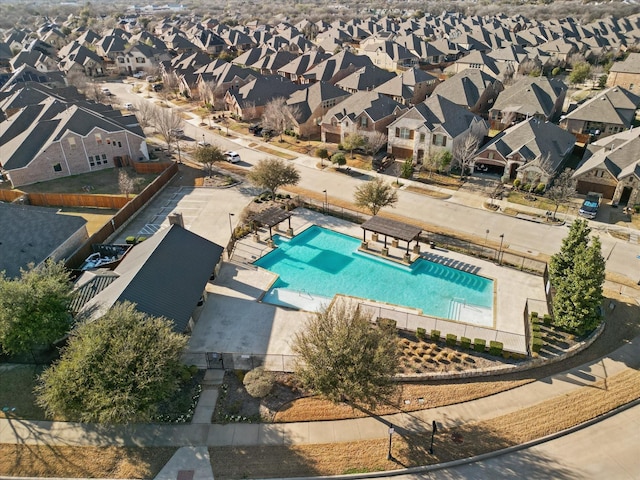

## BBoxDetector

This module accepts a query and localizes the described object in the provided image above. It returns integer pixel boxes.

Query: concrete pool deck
[186,208,547,362]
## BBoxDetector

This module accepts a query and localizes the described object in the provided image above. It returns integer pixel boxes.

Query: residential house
[386,94,489,162]
[10,49,59,72]
[374,67,439,105]
[277,50,331,83]
[76,224,224,334]
[0,89,148,187]
[559,87,640,139]
[606,52,640,92]
[252,50,300,76]
[286,81,350,138]
[320,90,407,144]
[58,43,105,77]
[0,65,66,92]
[225,75,304,119]
[359,39,419,71]
[116,43,171,75]
[473,117,575,182]
[232,46,276,69]
[572,128,640,203]
[334,64,396,94]
[0,203,88,280]
[195,61,259,107]
[300,50,373,84]
[490,77,567,128]
[431,69,504,116]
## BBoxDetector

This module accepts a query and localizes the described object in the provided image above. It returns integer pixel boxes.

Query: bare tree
[261,97,300,142]
[546,168,577,219]
[197,80,214,106]
[65,71,89,92]
[242,101,257,121]
[118,169,136,199]
[134,100,156,128]
[453,133,480,181]
[523,153,553,199]
[154,107,184,151]
[362,130,387,157]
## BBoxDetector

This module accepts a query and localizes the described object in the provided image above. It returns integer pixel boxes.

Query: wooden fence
[65,162,179,269]
[28,193,129,209]
[0,189,24,202]
[132,161,174,174]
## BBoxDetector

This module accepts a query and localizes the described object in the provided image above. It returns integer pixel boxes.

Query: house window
[68,137,76,149]
[419,133,426,142]
[432,134,447,146]
[53,163,62,172]
[95,134,102,145]
[106,138,111,145]
[630,84,634,90]
[118,58,125,63]
[360,117,368,127]
[488,152,495,160]
[397,127,412,139]
[136,57,145,63]
[102,154,107,162]
[89,156,95,166]
[118,141,122,147]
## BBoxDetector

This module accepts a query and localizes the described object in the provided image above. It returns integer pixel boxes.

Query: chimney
[168,212,184,228]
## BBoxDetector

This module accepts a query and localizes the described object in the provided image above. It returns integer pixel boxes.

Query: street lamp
[323,189,327,214]
[484,229,489,257]
[429,420,438,454]
[497,233,505,265]
[202,133,205,146]
[387,425,395,460]
[228,212,235,238]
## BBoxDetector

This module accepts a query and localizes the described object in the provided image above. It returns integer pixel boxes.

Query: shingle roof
[574,128,640,179]
[77,224,224,333]
[432,69,500,110]
[564,87,640,127]
[0,203,87,279]
[492,77,566,119]
[335,64,396,92]
[324,90,405,123]
[609,52,640,73]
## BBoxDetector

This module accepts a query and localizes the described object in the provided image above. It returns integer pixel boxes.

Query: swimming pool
[254,226,494,323]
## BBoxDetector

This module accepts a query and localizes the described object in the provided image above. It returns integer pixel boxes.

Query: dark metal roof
[361,216,422,242]
[78,224,224,333]
[252,206,292,228]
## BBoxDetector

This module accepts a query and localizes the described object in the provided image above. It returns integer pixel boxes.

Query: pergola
[361,215,422,255]
[252,206,293,240]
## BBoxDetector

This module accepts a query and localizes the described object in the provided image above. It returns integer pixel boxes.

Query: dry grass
[404,185,452,199]
[0,445,176,478]
[57,207,118,235]
[212,369,640,479]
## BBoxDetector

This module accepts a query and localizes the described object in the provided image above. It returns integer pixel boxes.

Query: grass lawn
[13,168,158,195]
[0,365,47,420]
[507,190,580,216]
[404,185,452,199]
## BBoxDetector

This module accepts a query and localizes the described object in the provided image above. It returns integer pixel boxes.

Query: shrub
[513,178,521,189]
[489,341,504,356]
[543,314,552,326]
[634,205,640,213]
[460,337,471,350]
[430,330,440,342]
[337,143,344,150]
[533,330,542,339]
[377,318,396,332]
[530,312,538,319]
[473,338,486,353]
[243,367,275,398]
[445,333,457,347]
[331,152,347,167]
[416,327,426,340]
[532,323,541,332]
[552,67,561,76]
[532,337,544,353]
[535,183,546,194]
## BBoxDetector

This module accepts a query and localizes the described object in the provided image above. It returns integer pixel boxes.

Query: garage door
[576,180,616,199]
[324,132,341,144]
[391,146,414,159]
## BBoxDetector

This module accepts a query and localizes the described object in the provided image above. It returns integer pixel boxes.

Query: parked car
[578,193,601,219]
[132,72,144,79]
[197,141,211,147]
[248,123,262,134]
[101,87,112,96]
[170,128,184,138]
[224,151,241,163]
[152,83,163,92]
[123,103,134,110]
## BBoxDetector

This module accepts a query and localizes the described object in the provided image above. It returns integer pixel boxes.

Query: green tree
[549,219,590,285]
[0,261,73,357]
[342,132,366,159]
[247,158,301,196]
[423,150,452,177]
[401,158,414,179]
[569,62,592,85]
[292,302,399,407]
[552,237,605,335]
[193,144,226,176]
[36,302,187,424]
[354,177,398,215]
[331,152,346,168]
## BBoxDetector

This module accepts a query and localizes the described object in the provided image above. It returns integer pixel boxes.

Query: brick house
[606,52,640,93]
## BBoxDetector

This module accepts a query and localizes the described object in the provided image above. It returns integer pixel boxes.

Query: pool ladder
[298,289,313,299]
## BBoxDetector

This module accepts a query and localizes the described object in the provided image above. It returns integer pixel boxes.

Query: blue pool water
[254,226,493,319]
